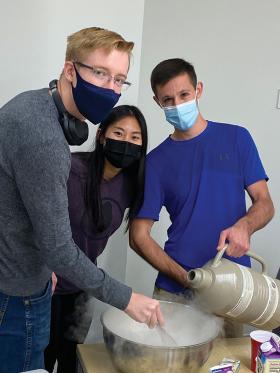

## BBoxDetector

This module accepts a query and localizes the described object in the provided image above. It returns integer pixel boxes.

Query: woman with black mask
[45,105,149,373]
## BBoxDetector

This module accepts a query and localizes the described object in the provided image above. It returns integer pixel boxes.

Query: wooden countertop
[77,337,251,372]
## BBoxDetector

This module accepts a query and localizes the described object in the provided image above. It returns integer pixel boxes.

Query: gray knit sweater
[0,88,131,310]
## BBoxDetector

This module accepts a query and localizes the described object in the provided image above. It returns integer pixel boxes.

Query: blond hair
[65,27,134,62]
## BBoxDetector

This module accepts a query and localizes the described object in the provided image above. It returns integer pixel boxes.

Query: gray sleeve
[13,140,132,310]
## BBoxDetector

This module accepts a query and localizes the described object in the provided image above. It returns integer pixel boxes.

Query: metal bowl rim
[101,300,219,350]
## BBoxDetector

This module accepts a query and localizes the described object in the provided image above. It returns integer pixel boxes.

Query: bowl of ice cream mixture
[101,300,221,373]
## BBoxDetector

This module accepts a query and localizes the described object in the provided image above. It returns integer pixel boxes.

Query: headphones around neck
[49,80,88,146]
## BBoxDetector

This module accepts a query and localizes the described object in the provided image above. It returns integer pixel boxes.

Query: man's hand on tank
[217,221,250,257]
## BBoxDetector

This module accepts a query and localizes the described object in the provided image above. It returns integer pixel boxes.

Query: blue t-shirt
[137,121,268,292]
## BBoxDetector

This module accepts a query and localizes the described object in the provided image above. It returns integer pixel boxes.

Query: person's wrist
[181,271,189,288]
[235,217,253,236]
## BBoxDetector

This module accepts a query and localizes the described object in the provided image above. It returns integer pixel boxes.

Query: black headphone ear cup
[60,113,75,145]
[49,80,88,146]
[68,117,89,146]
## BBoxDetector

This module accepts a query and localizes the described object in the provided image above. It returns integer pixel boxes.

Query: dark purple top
[55,153,130,294]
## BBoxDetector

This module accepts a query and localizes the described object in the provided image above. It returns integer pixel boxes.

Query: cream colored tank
[187,245,280,330]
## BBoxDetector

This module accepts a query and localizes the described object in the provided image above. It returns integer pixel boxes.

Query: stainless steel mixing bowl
[101,301,220,373]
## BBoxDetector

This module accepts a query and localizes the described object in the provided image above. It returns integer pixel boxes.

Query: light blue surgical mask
[163,98,199,131]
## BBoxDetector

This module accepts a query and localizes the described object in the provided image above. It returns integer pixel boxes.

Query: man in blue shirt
[129,58,274,336]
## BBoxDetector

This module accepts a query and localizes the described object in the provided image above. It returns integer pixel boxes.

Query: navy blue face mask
[72,66,121,124]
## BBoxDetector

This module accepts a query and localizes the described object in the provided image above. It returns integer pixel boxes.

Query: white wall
[125,0,280,299]
[0,0,145,343]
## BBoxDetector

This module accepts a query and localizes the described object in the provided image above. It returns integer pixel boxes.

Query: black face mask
[103,138,142,168]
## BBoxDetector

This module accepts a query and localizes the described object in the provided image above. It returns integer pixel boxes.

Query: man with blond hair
[0,27,163,372]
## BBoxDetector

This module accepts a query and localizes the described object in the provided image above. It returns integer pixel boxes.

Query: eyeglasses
[74,61,131,91]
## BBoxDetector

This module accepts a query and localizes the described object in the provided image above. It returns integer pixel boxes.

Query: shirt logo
[219,153,230,161]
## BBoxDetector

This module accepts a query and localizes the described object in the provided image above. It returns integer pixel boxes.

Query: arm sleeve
[13,140,131,310]
[237,127,268,188]
[136,159,164,220]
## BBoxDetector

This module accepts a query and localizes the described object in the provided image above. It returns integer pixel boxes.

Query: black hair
[86,105,148,232]
[151,58,197,95]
